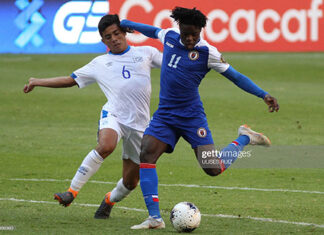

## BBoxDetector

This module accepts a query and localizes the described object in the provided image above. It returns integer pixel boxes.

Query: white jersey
[72,46,162,131]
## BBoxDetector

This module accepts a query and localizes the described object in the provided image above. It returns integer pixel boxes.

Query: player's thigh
[96,110,122,157]
[181,117,214,149]
[122,159,139,190]
[143,116,179,156]
[96,128,119,158]
[120,126,143,164]
[140,135,169,164]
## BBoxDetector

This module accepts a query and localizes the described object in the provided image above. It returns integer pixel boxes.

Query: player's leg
[194,124,271,176]
[54,128,118,207]
[94,126,142,219]
[71,128,118,192]
[131,115,179,229]
[194,144,224,176]
[94,158,139,219]
[54,109,120,207]
[131,135,168,229]
[181,116,243,176]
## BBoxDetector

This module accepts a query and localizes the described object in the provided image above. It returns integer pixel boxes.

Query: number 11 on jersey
[168,54,181,68]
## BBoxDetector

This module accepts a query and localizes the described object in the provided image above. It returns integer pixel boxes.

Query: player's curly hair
[170,7,207,28]
[98,14,132,36]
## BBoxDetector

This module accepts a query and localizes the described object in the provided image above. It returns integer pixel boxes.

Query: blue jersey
[156,28,229,118]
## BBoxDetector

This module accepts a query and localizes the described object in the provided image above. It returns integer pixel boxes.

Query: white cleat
[238,124,271,147]
[131,216,165,230]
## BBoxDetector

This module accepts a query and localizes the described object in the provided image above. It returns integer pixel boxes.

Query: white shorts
[98,110,143,165]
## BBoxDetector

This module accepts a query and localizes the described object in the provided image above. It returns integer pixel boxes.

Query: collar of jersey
[108,45,131,55]
[179,38,201,49]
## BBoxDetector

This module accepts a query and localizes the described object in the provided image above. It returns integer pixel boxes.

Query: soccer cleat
[131,216,165,230]
[94,192,115,219]
[54,191,75,207]
[238,124,271,147]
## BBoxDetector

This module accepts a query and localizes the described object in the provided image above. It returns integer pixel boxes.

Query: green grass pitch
[0,52,324,234]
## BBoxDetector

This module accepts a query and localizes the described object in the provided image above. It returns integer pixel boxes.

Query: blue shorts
[144,112,214,153]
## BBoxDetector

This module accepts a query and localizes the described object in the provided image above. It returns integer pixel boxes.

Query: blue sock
[235,135,250,146]
[218,135,249,169]
[140,163,161,219]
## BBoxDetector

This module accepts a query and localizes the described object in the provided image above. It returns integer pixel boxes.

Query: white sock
[70,150,104,191]
[110,178,131,203]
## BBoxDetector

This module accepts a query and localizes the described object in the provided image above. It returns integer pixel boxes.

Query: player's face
[179,24,201,50]
[101,24,128,54]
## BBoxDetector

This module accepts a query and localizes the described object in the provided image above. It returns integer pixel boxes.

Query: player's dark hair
[170,7,207,28]
[98,14,131,36]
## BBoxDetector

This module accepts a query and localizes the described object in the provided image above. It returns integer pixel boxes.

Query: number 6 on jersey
[122,66,131,79]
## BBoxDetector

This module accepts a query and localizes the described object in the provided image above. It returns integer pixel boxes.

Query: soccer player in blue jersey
[121,7,279,229]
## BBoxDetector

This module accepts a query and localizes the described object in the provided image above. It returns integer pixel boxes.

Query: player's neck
[109,45,131,55]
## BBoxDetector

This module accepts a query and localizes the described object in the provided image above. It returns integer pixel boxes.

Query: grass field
[0,52,324,234]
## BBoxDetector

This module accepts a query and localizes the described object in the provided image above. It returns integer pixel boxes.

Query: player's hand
[120,20,134,33]
[124,27,134,33]
[264,94,279,112]
[23,78,36,93]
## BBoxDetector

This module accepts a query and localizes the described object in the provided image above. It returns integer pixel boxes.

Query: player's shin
[140,163,161,219]
[109,178,132,203]
[70,149,104,192]
[218,135,250,170]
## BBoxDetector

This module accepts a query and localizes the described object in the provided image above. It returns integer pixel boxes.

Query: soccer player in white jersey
[121,7,279,229]
[23,14,162,219]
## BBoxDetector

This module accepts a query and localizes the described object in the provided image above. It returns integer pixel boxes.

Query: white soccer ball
[170,202,201,232]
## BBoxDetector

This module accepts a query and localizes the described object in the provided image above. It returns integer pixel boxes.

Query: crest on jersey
[188,50,199,61]
[133,56,143,62]
[197,127,207,138]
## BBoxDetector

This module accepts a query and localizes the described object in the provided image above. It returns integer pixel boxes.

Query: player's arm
[23,76,77,93]
[120,19,161,39]
[221,66,279,112]
[149,47,163,68]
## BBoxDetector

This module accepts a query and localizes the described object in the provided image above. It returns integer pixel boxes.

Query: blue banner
[0,0,109,53]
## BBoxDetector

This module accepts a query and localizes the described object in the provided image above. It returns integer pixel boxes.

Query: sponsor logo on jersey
[105,62,113,67]
[197,127,207,138]
[166,41,174,48]
[188,50,199,60]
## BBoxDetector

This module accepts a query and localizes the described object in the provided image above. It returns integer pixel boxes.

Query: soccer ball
[170,202,201,232]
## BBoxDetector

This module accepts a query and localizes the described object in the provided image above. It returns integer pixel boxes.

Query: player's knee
[139,150,151,163]
[139,145,155,164]
[96,143,115,158]
[122,175,139,190]
[123,181,138,190]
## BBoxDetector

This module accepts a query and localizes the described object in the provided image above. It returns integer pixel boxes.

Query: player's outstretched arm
[23,76,77,93]
[221,66,279,112]
[120,19,161,39]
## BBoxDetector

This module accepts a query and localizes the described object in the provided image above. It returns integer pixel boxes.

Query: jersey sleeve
[149,46,162,68]
[71,59,97,88]
[207,45,230,73]
[157,28,180,44]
